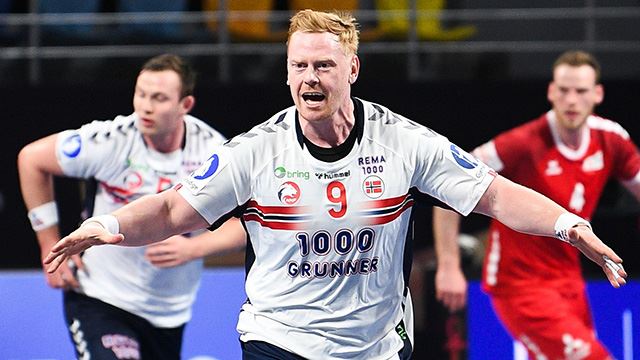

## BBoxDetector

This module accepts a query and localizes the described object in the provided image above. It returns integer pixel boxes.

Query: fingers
[44,264,79,290]
[44,229,125,274]
[439,292,466,312]
[569,227,628,288]
[145,249,182,267]
[71,254,85,271]
[602,255,627,288]
[60,272,80,289]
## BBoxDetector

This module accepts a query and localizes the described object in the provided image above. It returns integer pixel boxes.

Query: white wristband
[554,213,591,243]
[81,214,120,235]
[27,201,59,231]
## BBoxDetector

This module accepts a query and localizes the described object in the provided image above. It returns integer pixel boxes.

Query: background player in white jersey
[433,50,640,359]
[43,12,626,360]
[18,54,246,360]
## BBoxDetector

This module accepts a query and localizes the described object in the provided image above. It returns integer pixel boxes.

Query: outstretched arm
[145,217,247,268]
[475,175,627,288]
[432,207,467,312]
[44,189,209,273]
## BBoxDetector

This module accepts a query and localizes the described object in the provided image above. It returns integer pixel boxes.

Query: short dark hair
[553,50,601,83]
[140,54,196,98]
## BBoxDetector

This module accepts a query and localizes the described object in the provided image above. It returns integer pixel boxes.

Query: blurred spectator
[116,0,188,42]
[37,0,101,43]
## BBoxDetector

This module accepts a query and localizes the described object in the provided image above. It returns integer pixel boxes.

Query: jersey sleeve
[176,144,249,225]
[412,133,495,216]
[472,140,503,172]
[55,117,131,179]
[612,131,640,184]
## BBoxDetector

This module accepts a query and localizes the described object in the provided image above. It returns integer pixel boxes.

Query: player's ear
[181,95,195,113]
[594,84,604,105]
[349,55,360,84]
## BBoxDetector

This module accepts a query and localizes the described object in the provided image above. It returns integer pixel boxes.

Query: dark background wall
[3,78,639,275]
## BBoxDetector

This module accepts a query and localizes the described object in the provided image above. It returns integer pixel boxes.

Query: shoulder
[75,114,138,143]
[490,114,549,152]
[587,115,631,140]
[225,106,296,149]
[358,98,443,145]
[184,115,227,143]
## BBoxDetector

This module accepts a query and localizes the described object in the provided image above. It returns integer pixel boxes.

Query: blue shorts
[63,291,185,360]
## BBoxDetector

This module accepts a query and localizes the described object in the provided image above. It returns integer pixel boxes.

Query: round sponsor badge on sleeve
[450,144,477,169]
[62,134,82,158]
[183,153,227,195]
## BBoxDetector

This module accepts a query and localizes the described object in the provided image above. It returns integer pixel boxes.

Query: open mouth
[302,92,326,102]
[140,117,154,127]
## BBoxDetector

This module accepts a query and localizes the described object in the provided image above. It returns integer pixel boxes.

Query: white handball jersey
[56,113,226,328]
[177,98,494,359]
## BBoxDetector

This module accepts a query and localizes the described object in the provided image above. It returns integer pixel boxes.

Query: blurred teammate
[44,14,626,359]
[433,50,640,359]
[18,54,246,360]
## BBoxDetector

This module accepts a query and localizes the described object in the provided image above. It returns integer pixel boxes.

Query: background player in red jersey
[433,50,640,360]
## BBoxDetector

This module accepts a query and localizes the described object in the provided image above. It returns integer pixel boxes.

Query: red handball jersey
[475,110,640,295]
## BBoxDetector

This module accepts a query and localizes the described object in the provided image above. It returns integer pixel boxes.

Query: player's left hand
[567,225,627,288]
[144,234,196,268]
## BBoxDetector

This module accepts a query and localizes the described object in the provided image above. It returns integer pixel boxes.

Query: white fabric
[553,212,591,242]
[81,214,119,235]
[56,113,226,327]
[27,201,59,231]
[178,98,495,358]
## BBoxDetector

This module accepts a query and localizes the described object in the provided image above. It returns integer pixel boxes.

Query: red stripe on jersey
[246,200,312,215]
[243,214,309,230]
[359,194,409,209]
[362,199,415,225]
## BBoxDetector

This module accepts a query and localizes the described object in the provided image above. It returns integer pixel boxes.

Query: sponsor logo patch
[193,154,220,180]
[274,166,309,180]
[278,181,301,205]
[363,175,385,199]
[450,144,477,169]
[582,150,604,172]
[62,134,82,158]
[183,152,228,195]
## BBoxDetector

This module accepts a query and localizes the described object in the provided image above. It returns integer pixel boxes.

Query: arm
[18,134,83,289]
[44,188,210,273]
[145,217,247,268]
[475,175,627,287]
[432,207,467,312]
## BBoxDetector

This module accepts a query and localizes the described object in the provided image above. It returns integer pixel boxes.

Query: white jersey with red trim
[177,98,494,359]
[55,113,226,327]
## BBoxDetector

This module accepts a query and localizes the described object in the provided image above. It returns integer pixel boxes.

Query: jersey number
[327,181,347,218]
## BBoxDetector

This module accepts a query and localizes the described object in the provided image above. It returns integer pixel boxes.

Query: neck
[144,121,185,153]
[300,99,355,147]
[556,123,585,150]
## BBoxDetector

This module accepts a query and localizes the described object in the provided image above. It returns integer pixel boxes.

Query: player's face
[133,70,193,140]
[547,64,603,131]
[287,31,359,124]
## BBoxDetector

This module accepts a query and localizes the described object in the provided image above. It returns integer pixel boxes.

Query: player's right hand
[568,226,627,288]
[435,266,468,312]
[44,224,124,273]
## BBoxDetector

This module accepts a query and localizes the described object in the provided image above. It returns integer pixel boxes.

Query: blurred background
[1,1,639,359]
